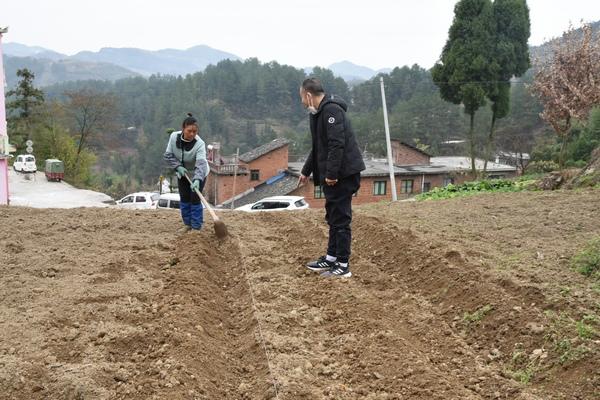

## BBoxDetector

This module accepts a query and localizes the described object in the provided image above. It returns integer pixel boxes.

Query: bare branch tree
[64,89,118,166]
[531,23,600,167]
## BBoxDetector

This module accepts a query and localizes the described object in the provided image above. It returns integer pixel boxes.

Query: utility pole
[0,27,9,205]
[231,148,239,209]
[380,77,397,201]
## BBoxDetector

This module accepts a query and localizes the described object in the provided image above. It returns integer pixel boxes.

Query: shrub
[571,238,600,279]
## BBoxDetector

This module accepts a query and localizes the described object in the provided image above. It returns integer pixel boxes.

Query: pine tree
[483,0,531,172]
[6,68,45,149]
[432,0,496,176]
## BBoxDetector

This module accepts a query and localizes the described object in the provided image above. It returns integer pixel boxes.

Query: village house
[209,138,517,208]
[204,138,290,206]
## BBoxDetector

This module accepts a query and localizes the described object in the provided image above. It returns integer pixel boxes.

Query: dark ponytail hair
[182,113,198,129]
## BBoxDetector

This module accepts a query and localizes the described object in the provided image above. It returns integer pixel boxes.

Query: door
[14,156,23,171]
[119,196,135,209]
[135,195,149,209]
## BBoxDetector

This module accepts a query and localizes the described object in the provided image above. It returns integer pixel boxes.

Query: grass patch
[559,286,572,296]
[506,347,541,385]
[463,304,493,324]
[571,237,600,279]
[543,311,598,365]
[511,364,537,384]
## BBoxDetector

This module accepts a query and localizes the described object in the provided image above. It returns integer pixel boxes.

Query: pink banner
[0,31,9,205]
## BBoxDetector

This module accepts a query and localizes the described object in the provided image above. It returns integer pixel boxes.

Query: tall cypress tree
[432,0,496,176]
[484,0,531,172]
[6,68,45,148]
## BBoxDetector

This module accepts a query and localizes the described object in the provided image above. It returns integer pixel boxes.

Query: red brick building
[208,139,516,208]
[204,138,290,205]
[286,141,517,208]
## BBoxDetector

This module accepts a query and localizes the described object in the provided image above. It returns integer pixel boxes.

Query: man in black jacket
[298,78,366,278]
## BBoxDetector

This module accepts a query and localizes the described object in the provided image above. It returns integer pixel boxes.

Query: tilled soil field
[0,190,599,399]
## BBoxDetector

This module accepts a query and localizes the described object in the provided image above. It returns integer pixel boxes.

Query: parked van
[115,192,160,210]
[13,154,37,173]
[156,193,180,210]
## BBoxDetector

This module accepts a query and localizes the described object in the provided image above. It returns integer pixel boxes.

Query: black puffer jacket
[301,94,366,185]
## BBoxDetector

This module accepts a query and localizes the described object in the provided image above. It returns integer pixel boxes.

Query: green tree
[6,68,45,150]
[483,0,531,172]
[32,101,96,185]
[432,0,496,176]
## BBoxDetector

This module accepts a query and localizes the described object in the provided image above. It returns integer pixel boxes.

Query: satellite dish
[26,140,33,147]
[26,146,33,154]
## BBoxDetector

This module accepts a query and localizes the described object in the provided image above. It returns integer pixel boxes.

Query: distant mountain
[3,42,242,86]
[4,42,67,61]
[529,20,600,64]
[70,45,241,76]
[327,61,392,81]
[4,56,139,87]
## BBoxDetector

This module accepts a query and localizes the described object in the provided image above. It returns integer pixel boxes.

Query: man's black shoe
[320,262,352,278]
[306,256,335,271]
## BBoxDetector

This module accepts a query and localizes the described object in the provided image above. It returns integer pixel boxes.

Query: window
[423,182,431,192]
[170,200,180,209]
[294,199,307,207]
[251,201,290,210]
[373,181,387,196]
[250,169,260,181]
[25,156,35,162]
[151,194,160,201]
[158,199,169,208]
[443,177,455,187]
[314,185,324,199]
[401,179,414,194]
[136,196,147,203]
[121,196,133,203]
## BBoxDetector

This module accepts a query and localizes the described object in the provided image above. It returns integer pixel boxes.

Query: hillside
[4,55,139,87]
[1,190,598,399]
[326,61,392,81]
[70,45,241,76]
[529,20,600,63]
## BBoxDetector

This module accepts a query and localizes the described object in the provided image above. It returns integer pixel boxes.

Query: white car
[13,155,37,173]
[116,192,160,210]
[236,196,309,212]
[156,193,180,210]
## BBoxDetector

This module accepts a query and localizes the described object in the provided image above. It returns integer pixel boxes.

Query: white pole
[380,77,397,201]
[231,148,239,209]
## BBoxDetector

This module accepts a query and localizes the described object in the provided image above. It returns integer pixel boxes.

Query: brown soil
[1,190,599,399]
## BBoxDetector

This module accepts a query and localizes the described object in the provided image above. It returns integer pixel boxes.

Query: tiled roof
[392,140,433,157]
[288,156,516,178]
[239,138,290,163]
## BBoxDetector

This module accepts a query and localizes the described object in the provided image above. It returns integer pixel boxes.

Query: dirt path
[0,189,598,399]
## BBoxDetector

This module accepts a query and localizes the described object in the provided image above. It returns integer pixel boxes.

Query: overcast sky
[2,0,599,70]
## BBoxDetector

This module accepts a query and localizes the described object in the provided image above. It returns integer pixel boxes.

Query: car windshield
[252,201,289,210]
[294,199,307,207]
[25,156,35,162]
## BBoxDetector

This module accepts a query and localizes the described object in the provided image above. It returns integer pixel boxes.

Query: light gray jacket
[164,131,210,181]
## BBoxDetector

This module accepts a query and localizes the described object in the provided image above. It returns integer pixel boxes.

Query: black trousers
[177,177,205,205]
[322,173,361,264]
